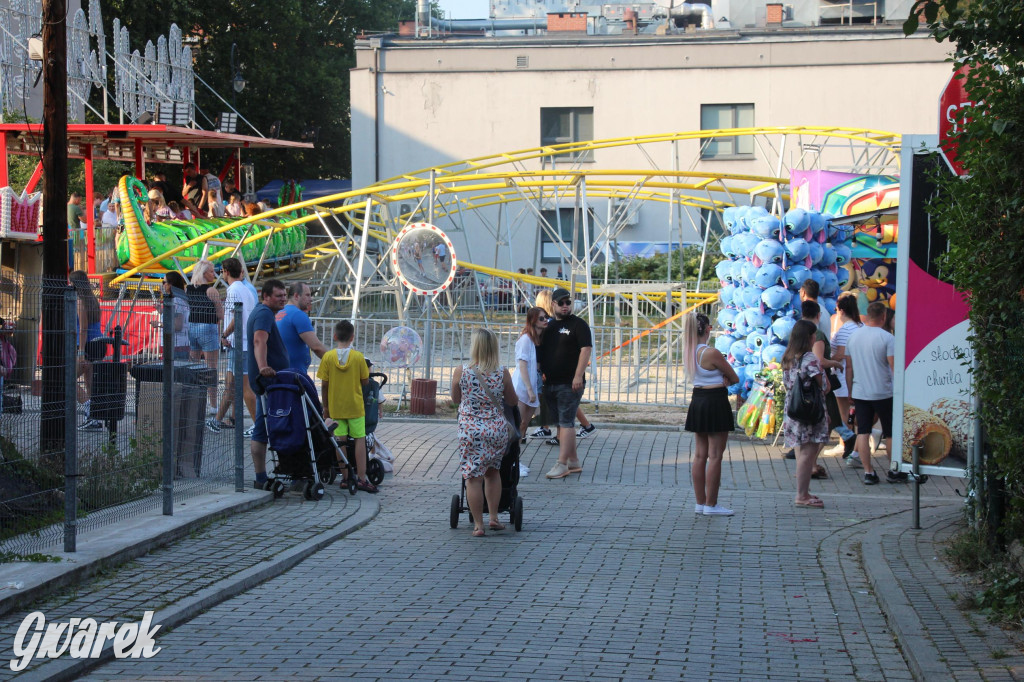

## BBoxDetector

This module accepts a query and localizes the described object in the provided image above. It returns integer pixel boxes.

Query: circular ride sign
[391,222,457,296]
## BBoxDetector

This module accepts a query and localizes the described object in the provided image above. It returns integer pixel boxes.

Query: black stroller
[339,370,388,487]
[260,370,357,500]
[449,409,524,532]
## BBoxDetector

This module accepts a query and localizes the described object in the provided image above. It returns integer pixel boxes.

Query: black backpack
[786,356,825,425]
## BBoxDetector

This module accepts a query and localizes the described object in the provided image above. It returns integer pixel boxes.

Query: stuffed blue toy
[745,331,769,356]
[729,339,749,364]
[820,244,838,268]
[740,259,759,285]
[807,241,824,266]
[820,270,839,296]
[760,284,791,310]
[771,314,797,342]
[740,285,763,309]
[783,238,810,263]
[715,333,735,354]
[732,259,748,284]
[750,215,782,240]
[784,264,811,290]
[716,259,734,284]
[718,308,738,332]
[836,266,851,288]
[753,238,785,267]
[733,316,751,338]
[754,263,785,289]
[720,283,736,308]
[743,308,773,331]
[808,211,826,241]
[783,208,809,239]
[791,290,803,311]
[733,232,761,259]
[761,343,787,366]
[722,206,739,233]
[821,296,837,316]
[720,235,736,259]
[834,244,852,267]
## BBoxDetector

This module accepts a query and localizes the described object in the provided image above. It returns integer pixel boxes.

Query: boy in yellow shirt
[317,321,377,493]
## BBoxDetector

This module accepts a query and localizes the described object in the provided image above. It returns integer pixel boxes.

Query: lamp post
[230,43,245,107]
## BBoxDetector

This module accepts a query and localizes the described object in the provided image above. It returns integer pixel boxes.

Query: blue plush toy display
[715,204,853,399]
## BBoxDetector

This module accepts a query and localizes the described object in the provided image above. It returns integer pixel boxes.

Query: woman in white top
[683,311,740,516]
[511,307,547,444]
[829,292,862,450]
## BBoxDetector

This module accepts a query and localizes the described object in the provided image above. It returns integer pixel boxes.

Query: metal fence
[309,294,720,409]
[0,273,245,556]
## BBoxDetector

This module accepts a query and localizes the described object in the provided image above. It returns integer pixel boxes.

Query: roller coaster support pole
[428,170,435,224]
[351,198,372,323]
[579,179,597,402]
[912,443,921,530]
[63,288,78,553]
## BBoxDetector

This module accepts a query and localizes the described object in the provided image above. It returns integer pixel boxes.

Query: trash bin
[85,329,130,432]
[129,361,218,479]
[410,378,436,415]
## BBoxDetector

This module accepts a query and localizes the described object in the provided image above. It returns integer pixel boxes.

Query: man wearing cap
[539,287,592,479]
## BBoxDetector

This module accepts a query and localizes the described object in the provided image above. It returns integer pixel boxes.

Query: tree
[905,1,1024,544]
[100,0,422,182]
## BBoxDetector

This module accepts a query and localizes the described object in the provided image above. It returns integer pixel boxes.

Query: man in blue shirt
[275,282,327,373]
[247,279,290,487]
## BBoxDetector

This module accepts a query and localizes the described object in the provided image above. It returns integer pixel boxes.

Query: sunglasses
[557,299,572,306]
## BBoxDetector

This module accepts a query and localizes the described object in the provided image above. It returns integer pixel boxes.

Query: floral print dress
[458,365,511,479]
[783,352,830,447]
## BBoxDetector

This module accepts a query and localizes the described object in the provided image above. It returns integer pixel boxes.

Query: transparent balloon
[380,326,423,368]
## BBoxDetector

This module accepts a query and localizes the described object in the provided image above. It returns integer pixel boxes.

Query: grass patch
[945,527,1024,629]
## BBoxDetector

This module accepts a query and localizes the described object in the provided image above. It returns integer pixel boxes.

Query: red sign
[938,65,973,176]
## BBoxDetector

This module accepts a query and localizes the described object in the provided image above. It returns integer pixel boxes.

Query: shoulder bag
[786,354,826,425]
[468,367,521,443]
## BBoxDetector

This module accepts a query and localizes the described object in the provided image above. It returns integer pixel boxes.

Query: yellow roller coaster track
[112,126,902,306]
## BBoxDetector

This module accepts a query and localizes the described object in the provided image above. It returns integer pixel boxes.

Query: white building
[350,10,949,271]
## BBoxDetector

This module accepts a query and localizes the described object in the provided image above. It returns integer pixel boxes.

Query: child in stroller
[261,369,358,500]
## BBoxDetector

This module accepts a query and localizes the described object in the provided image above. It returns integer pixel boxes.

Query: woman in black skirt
[684,312,739,516]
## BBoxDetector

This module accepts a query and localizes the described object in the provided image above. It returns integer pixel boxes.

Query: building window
[700,104,755,159]
[540,107,594,162]
[539,207,595,263]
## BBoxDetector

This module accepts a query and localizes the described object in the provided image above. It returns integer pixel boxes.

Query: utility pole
[40,0,68,454]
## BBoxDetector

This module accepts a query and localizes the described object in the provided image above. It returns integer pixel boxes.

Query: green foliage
[78,435,162,511]
[100,1,419,182]
[0,551,61,563]
[595,246,721,283]
[905,0,1024,545]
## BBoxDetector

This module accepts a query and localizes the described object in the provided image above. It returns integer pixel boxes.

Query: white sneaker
[530,427,552,439]
[694,504,704,514]
[824,442,846,457]
[703,505,734,516]
[78,399,90,416]
[847,452,863,469]
[577,424,596,438]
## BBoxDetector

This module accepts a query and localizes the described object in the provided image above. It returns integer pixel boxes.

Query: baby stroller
[260,370,358,500]
[335,370,390,486]
[449,409,524,532]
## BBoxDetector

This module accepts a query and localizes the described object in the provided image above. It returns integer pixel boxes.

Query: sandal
[795,497,824,508]
[472,529,486,537]
[811,465,828,480]
[489,521,505,531]
[221,418,236,429]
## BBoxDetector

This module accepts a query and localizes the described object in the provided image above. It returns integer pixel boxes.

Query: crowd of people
[681,277,899,515]
[452,285,596,537]
[67,169,275,237]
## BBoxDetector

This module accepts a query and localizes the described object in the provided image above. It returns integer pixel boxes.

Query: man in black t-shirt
[539,287,592,479]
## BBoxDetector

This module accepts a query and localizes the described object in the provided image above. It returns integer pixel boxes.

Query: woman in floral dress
[783,320,830,509]
[451,328,518,537]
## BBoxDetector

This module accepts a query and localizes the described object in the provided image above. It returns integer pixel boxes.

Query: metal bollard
[162,291,174,515]
[233,302,244,492]
[63,288,78,553]
[912,442,921,530]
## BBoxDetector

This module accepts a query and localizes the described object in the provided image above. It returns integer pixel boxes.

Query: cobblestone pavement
[69,420,1017,681]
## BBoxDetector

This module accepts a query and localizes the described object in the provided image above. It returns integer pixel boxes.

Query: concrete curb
[860,507,958,682]
[0,490,273,619]
[20,494,381,682]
